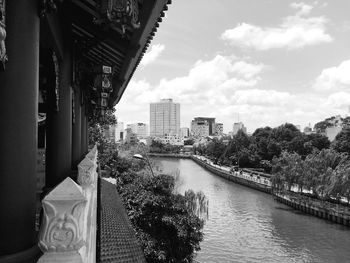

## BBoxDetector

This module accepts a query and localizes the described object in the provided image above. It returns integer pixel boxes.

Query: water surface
[155,158,350,263]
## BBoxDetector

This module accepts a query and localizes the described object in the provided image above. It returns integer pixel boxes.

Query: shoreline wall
[150,153,350,227]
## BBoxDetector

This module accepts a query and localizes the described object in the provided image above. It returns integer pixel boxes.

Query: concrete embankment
[190,156,272,194]
[151,153,350,226]
[274,192,350,227]
[148,153,192,159]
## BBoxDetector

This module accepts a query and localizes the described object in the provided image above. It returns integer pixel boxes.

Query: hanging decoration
[40,0,62,17]
[93,65,113,118]
[99,0,140,35]
[0,0,7,71]
[52,51,60,112]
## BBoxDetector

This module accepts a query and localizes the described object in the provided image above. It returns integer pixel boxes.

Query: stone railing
[37,145,98,263]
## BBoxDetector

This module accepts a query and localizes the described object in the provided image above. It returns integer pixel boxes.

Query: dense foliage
[194,123,331,172]
[112,155,205,262]
[149,139,182,154]
[271,149,350,203]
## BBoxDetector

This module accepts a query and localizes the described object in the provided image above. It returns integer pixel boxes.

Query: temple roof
[71,0,171,106]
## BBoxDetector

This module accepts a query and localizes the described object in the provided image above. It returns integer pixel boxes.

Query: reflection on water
[155,158,350,263]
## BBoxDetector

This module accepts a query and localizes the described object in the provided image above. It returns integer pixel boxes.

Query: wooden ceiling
[70,0,171,106]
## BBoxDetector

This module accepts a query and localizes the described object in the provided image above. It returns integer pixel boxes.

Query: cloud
[290,2,313,16]
[140,44,165,66]
[313,59,350,91]
[221,2,332,50]
[116,53,350,133]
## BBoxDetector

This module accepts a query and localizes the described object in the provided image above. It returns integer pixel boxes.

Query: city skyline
[115,0,350,133]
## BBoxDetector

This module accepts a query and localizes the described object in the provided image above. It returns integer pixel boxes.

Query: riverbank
[153,153,350,227]
[191,155,272,194]
[148,153,192,158]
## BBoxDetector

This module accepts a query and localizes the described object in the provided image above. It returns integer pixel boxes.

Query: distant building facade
[161,134,184,146]
[325,126,342,141]
[233,122,247,135]
[180,127,190,138]
[127,123,149,138]
[215,123,224,136]
[125,128,138,144]
[191,119,210,137]
[115,122,124,142]
[150,99,180,137]
[192,117,216,135]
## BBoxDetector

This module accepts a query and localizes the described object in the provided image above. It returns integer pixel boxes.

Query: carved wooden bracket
[0,0,7,71]
[38,177,87,262]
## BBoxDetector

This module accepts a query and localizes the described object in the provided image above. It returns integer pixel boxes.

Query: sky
[115,0,350,133]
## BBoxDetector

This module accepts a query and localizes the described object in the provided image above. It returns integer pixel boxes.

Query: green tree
[113,155,206,263]
[332,126,350,155]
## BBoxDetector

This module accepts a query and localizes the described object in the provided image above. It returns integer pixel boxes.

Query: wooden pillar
[45,29,73,189]
[0,0,40,260]
[72,88,82,169]
[81,103,88,157]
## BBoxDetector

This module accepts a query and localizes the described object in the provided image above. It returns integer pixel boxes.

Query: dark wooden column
[71,88,82,169]
[0,0,40,260]
[45,50,73,188]
[81,103,88,157]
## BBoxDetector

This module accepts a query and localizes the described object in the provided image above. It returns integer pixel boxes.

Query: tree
[206,138,226,164]
[113,155,206,263]
[332,126,350,155]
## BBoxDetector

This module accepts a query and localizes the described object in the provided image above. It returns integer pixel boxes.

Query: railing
[37,145,98,263]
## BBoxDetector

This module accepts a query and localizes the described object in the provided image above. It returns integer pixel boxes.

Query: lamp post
[133,153,155,177]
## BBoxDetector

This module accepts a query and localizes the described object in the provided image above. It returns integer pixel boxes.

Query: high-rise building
[233,122,247,135]
[150,99,180,137]
[215,123,224,135]
[191,119,210,137]
[192,117,216,135]
[180,127,190,138]
[127,123,149,138]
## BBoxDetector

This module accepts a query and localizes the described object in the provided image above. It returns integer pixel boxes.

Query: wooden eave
[70,0,171,106]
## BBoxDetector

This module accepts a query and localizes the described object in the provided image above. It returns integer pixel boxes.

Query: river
[154,157,350,263]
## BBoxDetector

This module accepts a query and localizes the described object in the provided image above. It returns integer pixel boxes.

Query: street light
[133,154,155,177]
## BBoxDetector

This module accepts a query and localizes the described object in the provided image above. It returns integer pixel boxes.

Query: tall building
[191,119,210,137]
[127,123,149,138]
[192,117,216,135]
[180,127,190,138]
[233,122,247,135]
[150,99,180,137]
[215,123,224,136]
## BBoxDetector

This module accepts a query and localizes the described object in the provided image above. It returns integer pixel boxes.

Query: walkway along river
[153,157,350,263]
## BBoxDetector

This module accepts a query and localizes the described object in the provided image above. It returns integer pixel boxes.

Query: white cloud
[313,59,350,91]
[221,2,332,50]
[290,2,313,16]
[325,92,350,108]
[140,44,165,66]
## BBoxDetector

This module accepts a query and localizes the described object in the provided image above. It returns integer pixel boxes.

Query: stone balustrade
[38,145,98,263]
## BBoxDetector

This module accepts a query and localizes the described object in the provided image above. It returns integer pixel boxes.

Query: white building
[180,127,190,138]
[215,123,223,135]
[191,119,209,137]
[150,99,180,137]
[325,126,342,141]
[233,122,247,135]
[127,123,149,138]
[161,134,184,146]
[115,122,124,142]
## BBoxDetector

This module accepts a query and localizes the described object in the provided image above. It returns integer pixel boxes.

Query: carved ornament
[0,0,7,71]
[38,177,87,253]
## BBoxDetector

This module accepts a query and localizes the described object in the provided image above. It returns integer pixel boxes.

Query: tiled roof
[98,179,146,263]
